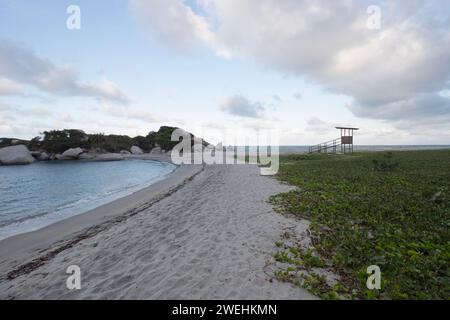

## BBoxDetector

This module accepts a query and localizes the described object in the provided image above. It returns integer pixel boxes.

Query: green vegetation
[275,246,326,268]
[151,126,185,151]
[0,138,30,149]
[273,240,339,299]
[1,126,189,154]
[270,150,450,299]
[41,129,91,154]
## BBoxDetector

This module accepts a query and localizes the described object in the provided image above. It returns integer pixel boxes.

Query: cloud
[220,94,265,118]
[0,78,23,96]
[270,94,283,108]
[349,93,450,123]
[293,92,302,100]
[0,39,129,103]
[131,0,450,126]
[306,117,335,135]
[129,0,226,55]
[272,95,282,103]
[98,103,163,123]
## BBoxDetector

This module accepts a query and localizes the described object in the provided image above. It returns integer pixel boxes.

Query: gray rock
[78,153,95,160]
[120,150,131,155]
[31,151,49,161]
[61,147,83,159]
[37,152,49,161]
[150,147,162,154]
[94,153,124,161]
[430,191,443,203]
[55,154,72,160]
[130,146,144,154]
[0,145,35,165]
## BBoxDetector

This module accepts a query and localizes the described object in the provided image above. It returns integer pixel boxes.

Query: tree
[42,129,89,154]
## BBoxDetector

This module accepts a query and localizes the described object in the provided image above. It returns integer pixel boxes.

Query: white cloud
[0,78,23,96]
[131,0,450,128]
[220,94,265,118]
[0,39,129,103]
[129,0,226,55]
[98,103,163,123]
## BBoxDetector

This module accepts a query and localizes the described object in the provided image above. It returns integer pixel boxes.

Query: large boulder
[37,152,49,161]
[61,147,83,159]
[0,145,35,165]
[31,151,49,161]
[150,147,162,154]
[78,153,95,160]
[31,151,41,158]
[94,153,124,161]
[130,146,144,154]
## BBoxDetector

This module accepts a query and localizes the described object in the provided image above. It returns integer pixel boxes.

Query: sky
[0,0,449,145]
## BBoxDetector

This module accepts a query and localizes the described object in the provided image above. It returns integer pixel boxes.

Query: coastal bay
[0,161,315,299]
[0,156,178,240]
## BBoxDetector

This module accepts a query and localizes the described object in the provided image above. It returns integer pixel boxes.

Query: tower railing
[309,127,358,154]
[308,137,342,154]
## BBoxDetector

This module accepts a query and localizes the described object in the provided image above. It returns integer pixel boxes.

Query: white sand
[0,163,315,300]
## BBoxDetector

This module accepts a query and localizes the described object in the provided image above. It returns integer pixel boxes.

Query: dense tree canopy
[0,126,203,154]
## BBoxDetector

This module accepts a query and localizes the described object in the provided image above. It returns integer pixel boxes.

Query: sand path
[0,164,315,299]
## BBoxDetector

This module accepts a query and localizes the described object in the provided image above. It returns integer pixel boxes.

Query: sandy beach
[0,159,315,300]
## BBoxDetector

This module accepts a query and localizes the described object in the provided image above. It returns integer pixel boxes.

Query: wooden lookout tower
[309,127,359,154]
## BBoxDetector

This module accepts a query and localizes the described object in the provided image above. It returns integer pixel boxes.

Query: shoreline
[0,155,204,278]
[0,155,178,242]
[0,163,316,300]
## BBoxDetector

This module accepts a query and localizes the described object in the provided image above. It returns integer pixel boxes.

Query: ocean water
[278,145,450,154]
[235,145,450,154]
[0,159,176,240]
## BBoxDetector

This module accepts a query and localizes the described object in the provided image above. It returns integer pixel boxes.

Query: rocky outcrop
[0,145,35,165]
[94,153,124,161]
[37,152,49,161]
[78,153,95,160]
[61,147,83,159]
[31,151,50,161]
[150,147,162,154]
[55,154,66,160]
[120,150,131,155]
[130,146,144,154]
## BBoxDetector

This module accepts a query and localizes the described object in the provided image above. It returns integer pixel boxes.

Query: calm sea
[0,159,176,240]
[278,145,450,154]
[233,145,450,154]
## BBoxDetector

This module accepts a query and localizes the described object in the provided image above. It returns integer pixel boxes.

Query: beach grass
[270,150,450,299]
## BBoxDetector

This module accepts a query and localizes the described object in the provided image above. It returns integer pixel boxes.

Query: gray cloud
[0,78,23,96]
[349,93,450,122]
[220,95,265,118]
[0,39,129,103]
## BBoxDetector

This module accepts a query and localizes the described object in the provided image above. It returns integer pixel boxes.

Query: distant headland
[0,126,206,165]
